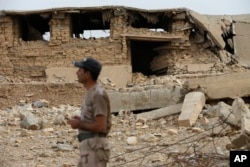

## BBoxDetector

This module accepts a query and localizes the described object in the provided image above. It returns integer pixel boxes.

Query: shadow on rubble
[109,121,232,167]
[110,95,250,167]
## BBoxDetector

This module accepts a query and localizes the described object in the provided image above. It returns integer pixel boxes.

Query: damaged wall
[0,9,130,81]
[232,14,250,66]
[0,7,244,82]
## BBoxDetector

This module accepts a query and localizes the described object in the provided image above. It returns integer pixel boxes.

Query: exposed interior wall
[126,12,222,76]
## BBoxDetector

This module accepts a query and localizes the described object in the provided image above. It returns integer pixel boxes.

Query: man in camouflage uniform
[68,58,111,167]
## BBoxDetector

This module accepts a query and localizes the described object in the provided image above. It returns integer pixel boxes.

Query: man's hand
[67,116,81,129]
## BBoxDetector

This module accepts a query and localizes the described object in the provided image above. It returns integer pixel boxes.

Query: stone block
[178,92,206,127]
[136,103,182,121]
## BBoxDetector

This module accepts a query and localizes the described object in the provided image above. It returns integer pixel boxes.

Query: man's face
[76,68,89,84]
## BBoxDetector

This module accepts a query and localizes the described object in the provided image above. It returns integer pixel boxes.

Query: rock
[71,108,81,117]
[18,99,27,106]
[18,104,34,116]
[32,99,49,108]
[192,127,204,133]
[39,152,51,157]
[201,116,210,125]
[153,78,163,85]
[0,75,5,82]
[232,133,250,149]
[20,129,30,137]
[219,50,232,64]
[20,111,39,130]
[57,144,73,151]
[139,133,157,142]
[167,128,178,135]
[215,146,226,155]
[232,99,250,149]
[54,114,67,125]
[62,163,73,167]
[40,119,53,129]
[127,136,138,145]
[42,128,54,133]
[232,98,249,128]
[202,106,219,118]
[217,102,238,127]
[204,117,231,137]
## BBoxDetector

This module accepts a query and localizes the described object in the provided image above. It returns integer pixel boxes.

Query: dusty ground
[0,86,242,167]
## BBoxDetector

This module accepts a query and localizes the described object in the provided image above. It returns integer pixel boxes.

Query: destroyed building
[0,6,250,112]
[1,7,250,165]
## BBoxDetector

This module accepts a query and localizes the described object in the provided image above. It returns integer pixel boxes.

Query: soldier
[68,58,111,167]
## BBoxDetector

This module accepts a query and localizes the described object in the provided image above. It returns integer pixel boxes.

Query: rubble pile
[0,96,250,166]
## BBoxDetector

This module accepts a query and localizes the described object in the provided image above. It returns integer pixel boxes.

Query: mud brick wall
[0,9,231,81]
[49,13,71,46]
[0,16,14,76]
[0,14,128,81]
[110,15,125,40]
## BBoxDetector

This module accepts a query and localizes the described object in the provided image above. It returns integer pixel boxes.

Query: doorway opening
[130,40,166,76]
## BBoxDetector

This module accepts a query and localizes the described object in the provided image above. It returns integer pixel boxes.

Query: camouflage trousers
[77,137,110,167]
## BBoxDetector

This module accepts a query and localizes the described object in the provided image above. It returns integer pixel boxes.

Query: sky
[0,0,250,15]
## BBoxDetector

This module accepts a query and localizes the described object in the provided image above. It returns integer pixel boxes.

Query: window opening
[19,14,50,41]
[128,12,170,31]
[71,11,110,39]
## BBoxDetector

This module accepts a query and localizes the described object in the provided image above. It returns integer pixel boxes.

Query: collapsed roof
[0,6,234,51]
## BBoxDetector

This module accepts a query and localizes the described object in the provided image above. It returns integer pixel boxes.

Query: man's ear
[86,70,91,78]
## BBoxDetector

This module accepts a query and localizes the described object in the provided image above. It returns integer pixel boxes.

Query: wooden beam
[121,33,184,41]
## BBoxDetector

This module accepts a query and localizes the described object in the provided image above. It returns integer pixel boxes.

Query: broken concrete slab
[234,22,250,66]
[136,103,182,121]
[187,72,250,100]
[108,86,184,113]
[188,10,225,49]
[178,92,205,127]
